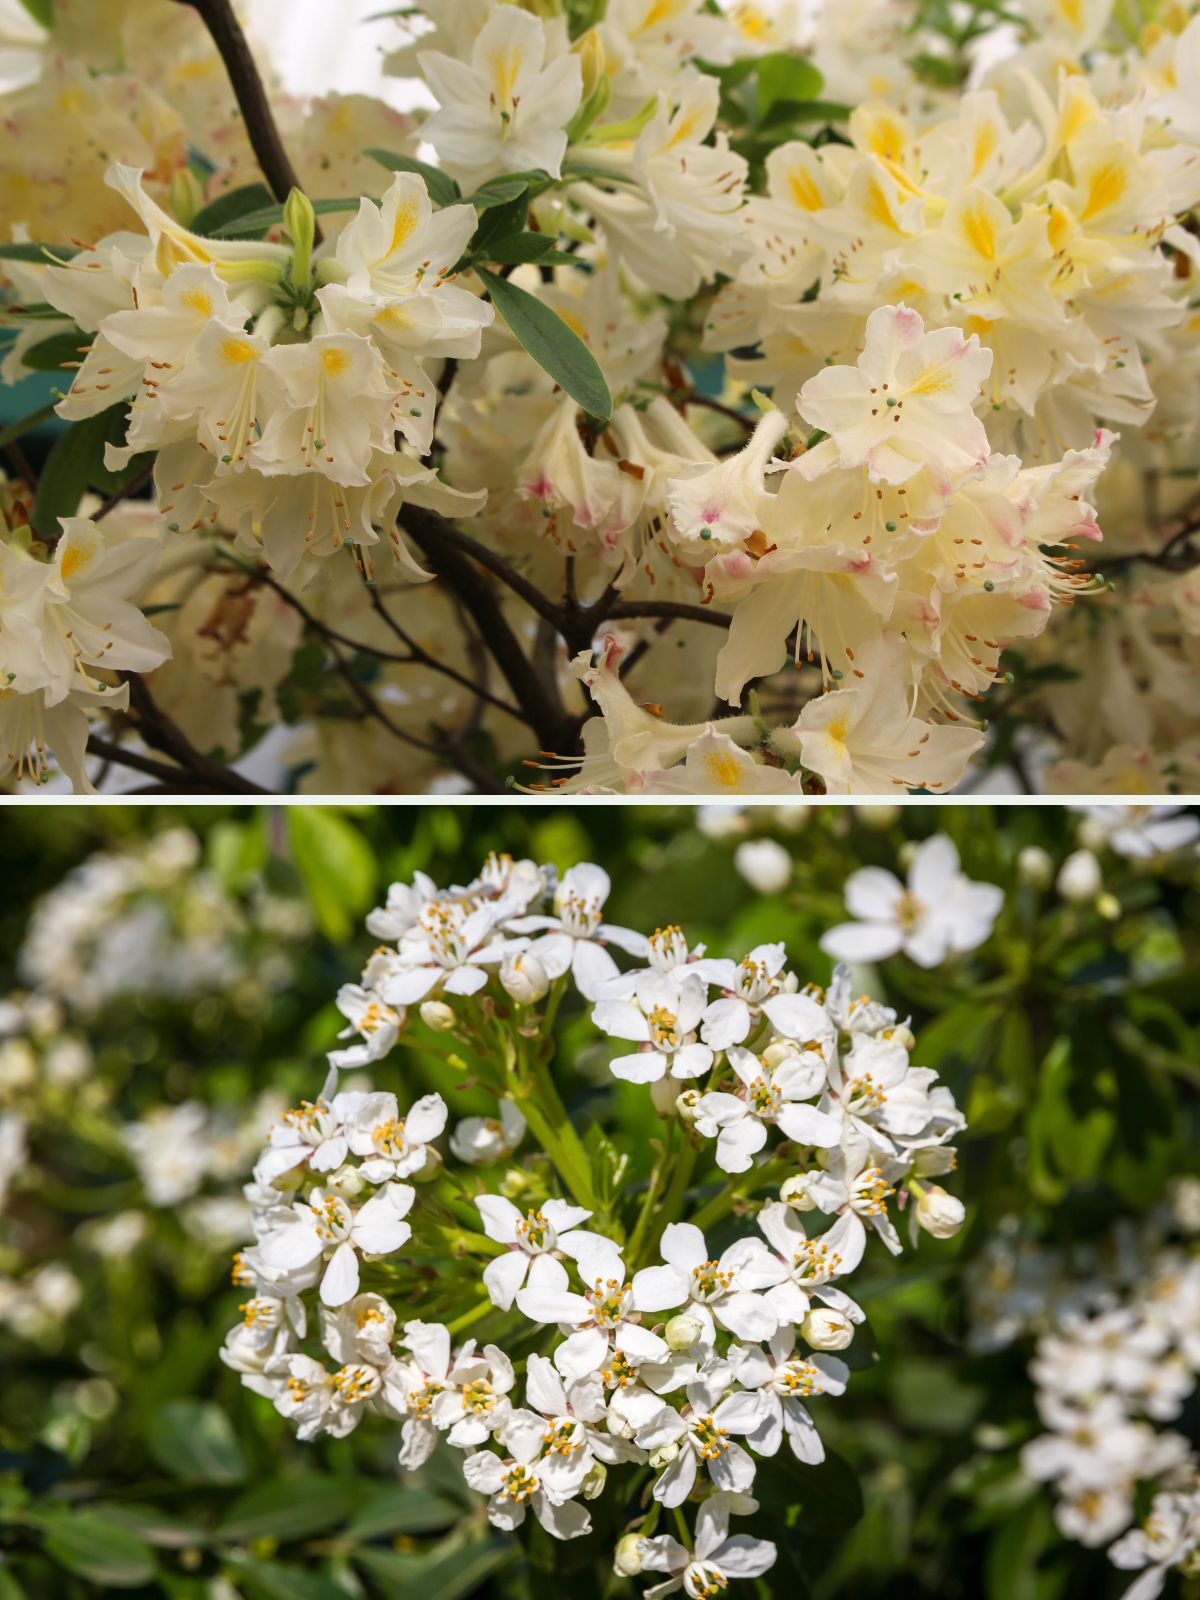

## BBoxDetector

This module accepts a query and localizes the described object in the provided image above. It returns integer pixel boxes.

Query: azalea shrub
[1,800,1198,1600]
[2,0,1199,795]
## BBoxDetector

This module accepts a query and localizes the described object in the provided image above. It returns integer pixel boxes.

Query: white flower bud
[420,1000,457,1031]
[1076,816,1108,853]
[734,839,792,895]
[856,805,900,830]
[1169,1176,1200,1234]
[762,1041,799,1071]
[581,1461,608,1500]
[500,951,549,1005]
[801,1307,854,1350]
[665,1312,705,1351]
[650,1076,680,1117]
[916,1185,965,1239]
[1017,845,1053,889]
[325,1164,366,1199]
[675,1089,701,1124]
[647,1441,680,1469]
[780,1173,819,1211]
[884,1024,916,1052]
[412,1145,443,1183]
[1057,849,1101,905]
[613,1534,644,1577]
[606,1408,636,1440]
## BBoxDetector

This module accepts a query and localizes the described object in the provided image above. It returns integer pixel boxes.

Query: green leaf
[144,1399,247,1485]
[191,182,276,239]
[484,232,576,266]
[345,1486,460,1541]
[206,197,358,239]
[232,1556,354,1600]
[18,330,89,372]
[93,1502,209,1551]
[0,1568,24,1600]
[792,1451,864,1535]
[33,1510,156,1589]
[363,149,461,208]
[286,807,378,942]
[754,51,824,118]
[31,404,146,538]
[478,267,611,421]
[218,1476,366,1543]
[0,243,70,264]
[17,0,53,26]
[467,174,536,209]
[355,1537,514,1600]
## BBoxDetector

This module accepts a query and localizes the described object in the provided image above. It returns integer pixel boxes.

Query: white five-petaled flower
[515,1250,674,1382]
[381,898,520,1003]
[507,862,649,1000]
[449,1099,526,1166]
[695,1044,843,1172]
[259,1181,415,1307]
[729,1328,849,1463]
[254,1075,356,1185]
[327,983,404,1069]
[805,1139,904,1256]
[821,1032,937,1152]
[697,942,791,1049]
[463,1407,593,1539]
[747,1203,866,1329]
[344,1090,447,1181]
[523,1352,646,1472]
[632,1360,765,1506]
[476,1194,613,1310]
[632,1221,781,1344]
[275,1351,383,1440]
[820,833,1003,969]
[592,969,714,1085]
[637,1491,777,1599]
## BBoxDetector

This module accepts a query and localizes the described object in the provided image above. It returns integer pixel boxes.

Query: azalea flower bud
[648,1441,680,1469]
[168,167,203,228]
[325,1164,366,1199]
[420,1000,457,1032]
[500,951,549,1005]
[801,1308,854,1350]
[1017,845,1053,888]
[698,807,748,840]
[665,1312,705,1350]
[1057,849,1101,905]
[581,1461,608,1500]
[613,1534,644,1577]
[283,187,317,291]
[916,1185,966,1239]
[780,1173,819,1211]
[734,839,792,895]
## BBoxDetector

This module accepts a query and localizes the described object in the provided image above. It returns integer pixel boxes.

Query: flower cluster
[222,852,969,1586]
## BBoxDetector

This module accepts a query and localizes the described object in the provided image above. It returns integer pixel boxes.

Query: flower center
[372,1117,409,1159]
[515,1209,555,1253]
[557,888,602,937]
[748,1074,781,1117]
[685,1565,729,1599]
[853,1167,895,1215]
[499,1463,539,1501]
[647,1004,681,1050]
[333,1364,379,1403]
[459,1378,496,1414]
[691,1260,734,1301]
[690,1414,730,1460]
[649,924,688,970]
[311,1194,351,1241]
[776,1358,823,1397]
[543,1418,584,1455]
[588,1278,633,1327]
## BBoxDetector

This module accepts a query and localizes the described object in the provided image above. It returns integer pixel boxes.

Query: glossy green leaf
[206,197,358,239]
[287,807,378,941]
[31,404,146,538]
[217,1476,366,1543]
[364,149,461,208]
[34,1510,157,1589]
[478,267,611,421]
[232,1556,354,1600]
[144,1400,247,1485]
[191,182,276,239]
[18,330,88,372]
[345,1486,460,1541]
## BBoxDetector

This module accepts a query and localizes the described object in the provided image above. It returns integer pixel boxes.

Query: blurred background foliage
[0,802,1197,1600]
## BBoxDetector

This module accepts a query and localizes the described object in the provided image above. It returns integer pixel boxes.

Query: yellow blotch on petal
[220,337,257,365]
[388,196,420,254]
[705,752,745,788]
[321,346,350,377]
[961,203,997,261]
[788,166,824,211]
[1081,160,1128,222]
[180,287,213,316]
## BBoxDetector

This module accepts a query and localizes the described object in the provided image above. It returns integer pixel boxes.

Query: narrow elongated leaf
[363,148,461,208]
[755,51,824,117]
[467,174,537,209]
[31,404,144,537]
[345,1486,460,1541]
[144,1399,247,1485]
[218,1476,365,1543]
[233,1557,354,1600]
[18,330,89,372]
[191,182,276,238]
[287,808,377,941]
[478,267,611,421]
[355,1537,513,1600]
[0,242,72,263]
[34,1510,157,1589]
[18,0,53,25]
[485,232,577,266]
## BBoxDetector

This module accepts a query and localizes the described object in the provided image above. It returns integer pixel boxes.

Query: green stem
[446,1297,499,1337]
[656,1138,697,1235]
[688,1157,790,1233]
[506,1029,596,1210]
[626,1125,677,1269]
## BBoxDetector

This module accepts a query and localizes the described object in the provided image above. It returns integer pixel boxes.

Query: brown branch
[122,675,268,793]
[84,735,197,787]
[172,0,320,238]
[605,599,732,629]
[1091,515,1200,577]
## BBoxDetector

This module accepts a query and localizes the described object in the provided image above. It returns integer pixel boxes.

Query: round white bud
[420,1000,457,1032]
[886,1024,916,1052]
[613,1534,644,1577]
[780,1173,819,1211]
[1017,845,1053,889]
[855,805,900,830]
[916,1185,965,1239]
[1057,849,1101,905]
[500,951,549,1005]
[581,1462,608,1500]
[675,1089,701,1123]
[665,1312,705,1351]
[325,1164,366,1199]
[647,1441,680,1470]
[801,1308,854,1350]
[734,839,793,895]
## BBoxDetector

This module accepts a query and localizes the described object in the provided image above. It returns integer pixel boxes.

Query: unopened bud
[325,1164,366,1199]
[576,28,606,101]
[412,1145,443,1183]
[566,28,611,140]
[613,1533,644,1577]
[886,1024,916,1052]
[420,1000,456,1032]
[1017,845,1053,889]
[500,951,549,1005]
[780,1173,818,1211]
[665,1312,704,1351]
[762,1041,798,1071]
[581,1461,607,1500]
[801,1307,854,1350]
[856,805,900,830]
[283,187,316,289]
[1096,892,1121,922]
[734,839,792,895]
[168,167,203,228]
[675,1088,701,1123]
[1057,849,1101,905]
[916,1185,965,1239]
[647,1441,680,1469]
